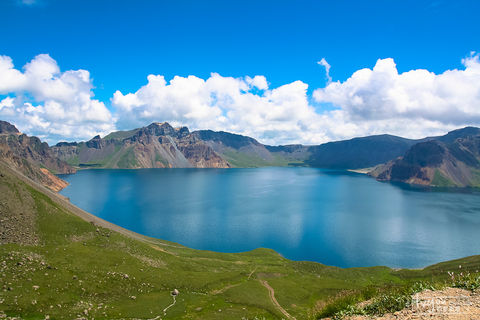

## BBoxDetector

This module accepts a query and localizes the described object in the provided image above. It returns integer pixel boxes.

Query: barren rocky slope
[0,121,74,191]
[370,127,480,187]
[52,122,230,168]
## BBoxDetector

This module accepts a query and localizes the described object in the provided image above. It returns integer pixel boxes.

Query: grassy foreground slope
[0,162,479,319]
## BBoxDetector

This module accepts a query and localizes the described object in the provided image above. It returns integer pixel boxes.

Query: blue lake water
[59,167,480,268]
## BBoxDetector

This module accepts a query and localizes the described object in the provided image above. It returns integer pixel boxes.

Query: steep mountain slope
[53,123,424,170]
[370,127,480,187]
[52,122,230,168]
[1,155,479,319]
[162,130,420,169]
[305,134,419,169]
[193,130,309,167]
[0,121,74,191]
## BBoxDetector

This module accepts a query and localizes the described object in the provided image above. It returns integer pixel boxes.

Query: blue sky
[0,0,479,144]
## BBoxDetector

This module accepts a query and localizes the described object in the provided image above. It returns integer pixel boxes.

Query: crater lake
[59,167,480,268]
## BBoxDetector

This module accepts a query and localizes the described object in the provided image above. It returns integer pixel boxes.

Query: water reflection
[59,167,480,268]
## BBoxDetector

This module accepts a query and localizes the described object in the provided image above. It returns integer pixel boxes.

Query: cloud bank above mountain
[1,53,480,145]
[0,54,114,142]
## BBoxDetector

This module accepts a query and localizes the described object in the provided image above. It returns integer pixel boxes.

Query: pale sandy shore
[347,168,373,174]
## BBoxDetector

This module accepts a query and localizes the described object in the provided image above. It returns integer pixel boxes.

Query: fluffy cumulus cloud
[0,54,114,143]
[2,53,480,145]
[313,53,480,139]
[112,74,325,144]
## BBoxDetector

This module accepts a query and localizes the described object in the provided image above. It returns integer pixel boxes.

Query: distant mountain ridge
[305,134,420,169]
[52,122,229,169]
[3,119,480,188]
[370,127,480,187]
[52,122,424,170]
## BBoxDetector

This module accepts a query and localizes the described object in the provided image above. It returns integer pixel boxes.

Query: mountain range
[2,119,480,189]
[51,121,419,171]
[1,119,480,318]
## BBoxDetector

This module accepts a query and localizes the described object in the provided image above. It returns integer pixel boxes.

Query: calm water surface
[59,168,480,268]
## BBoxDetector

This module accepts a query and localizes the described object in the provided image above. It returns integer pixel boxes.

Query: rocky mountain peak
[402,140,446,167]
[0,121,20,135]
[144,122,175,136]
[86,135,104,149]
[174,126,190,138]
[137,122,190,139]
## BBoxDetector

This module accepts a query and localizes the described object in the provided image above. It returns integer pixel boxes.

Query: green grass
[116,146,138,168]
[64,154,80,166]
[61,143,130,169]
[221,148,303,168]
[103,129,141,141]
[431,169,455,187]
[1,167,480,319]
[155,152,169,167]
[470,168,480,188]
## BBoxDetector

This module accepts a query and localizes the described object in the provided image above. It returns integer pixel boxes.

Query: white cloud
[0,56,26,93]
[2,53,480,145]
[245,75,268,90]
[112,73,325,145]
[317,58,332,83]
[112,53,480,144]
[0,54,114,143]
[313,53,480,140]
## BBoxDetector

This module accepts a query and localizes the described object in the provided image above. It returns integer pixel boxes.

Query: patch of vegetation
[318,265,480,319]
[155,152,169,167]
[449,267,480,291]
[103,128,140,140]
[1,164,480,319]
[316,287,376,319]
[470,168,480,188]
[65,154,80,166]
[116,146,138,168]
[317,282,439,319]
[431,169,455,187]
[221,149,297,168]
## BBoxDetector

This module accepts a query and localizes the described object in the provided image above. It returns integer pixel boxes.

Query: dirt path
[259,280,296,320]
[211,283,241,295]
[248,267,257,280]
[163,295,177,316]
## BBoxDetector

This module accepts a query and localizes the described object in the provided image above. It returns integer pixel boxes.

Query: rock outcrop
[193,130,309,167]
[52,122,231,169]
[0,121,75,191]
[370,127,480,187]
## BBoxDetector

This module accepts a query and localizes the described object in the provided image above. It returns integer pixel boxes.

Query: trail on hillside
[163,295,176,316]
[211,283,241,295]
[259,280,296,320]
[248,266,257,279]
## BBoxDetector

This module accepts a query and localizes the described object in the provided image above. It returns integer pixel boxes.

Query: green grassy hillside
[0,162,479,319]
